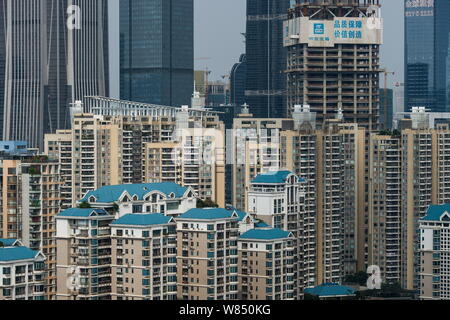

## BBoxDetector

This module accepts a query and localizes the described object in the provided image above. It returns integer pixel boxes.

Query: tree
[344,271,369,286]
[78,202,92,209]
[196,199,219,208]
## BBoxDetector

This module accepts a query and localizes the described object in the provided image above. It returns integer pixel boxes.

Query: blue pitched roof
[255,221,269,228]
[251,170,293,184]
[111,214,172,226]
[0,239,18,247]
[179,208,238,220]
[304,283,356,297]
[81,182,189,203]
[58,208,109,218]
[239,228,291,240]
[0,246,40,262]
[225,206,248,222]
[422,204,450,222]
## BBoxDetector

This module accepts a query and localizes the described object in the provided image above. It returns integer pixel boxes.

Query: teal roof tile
[111,214,172,226]
[251,170,293,184]
[57,208,109,218]
[255,221,269,228]
[179,208,238,220]
[81,183,189,203]
[239,228,291,240]
[421,204,450,222]
[304,283,356,297]
[0,246,40,262]
[0,239,18,247]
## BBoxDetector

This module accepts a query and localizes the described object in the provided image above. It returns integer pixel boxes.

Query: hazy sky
[194,0,404,87]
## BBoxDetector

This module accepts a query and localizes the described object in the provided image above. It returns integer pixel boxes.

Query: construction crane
[381,68,395,130]
[194,57,211,99]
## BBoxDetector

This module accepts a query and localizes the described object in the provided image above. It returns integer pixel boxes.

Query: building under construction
[284,0,383,131]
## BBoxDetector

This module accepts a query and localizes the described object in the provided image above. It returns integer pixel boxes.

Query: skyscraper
[230,54,247,107]
[120,0,194,107]
[245,0,290,118]
[405,0,450,113]
[0,0,109,149]
[284,0,383,131]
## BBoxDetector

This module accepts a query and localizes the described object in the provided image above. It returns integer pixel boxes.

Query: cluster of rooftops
[57,207,292,241]
[55,170,307,242]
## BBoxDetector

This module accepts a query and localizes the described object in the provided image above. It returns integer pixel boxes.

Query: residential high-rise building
[233,107,367,286]
[0,0,109,149]
[56,208,114,300]
[367,133,402,285]
[0,239,46,300]
[419,203,450,300]
[247,171,305,297]
[0,151,61,299]
[238,228,296,300]
[245,0,290,118]
[45,98,225,207]
[284,0,383,130]
[110,214,178,300]
[175,208,240,300]
[120,0,193,106]
[405,0,450,113]
[230,54,247,107]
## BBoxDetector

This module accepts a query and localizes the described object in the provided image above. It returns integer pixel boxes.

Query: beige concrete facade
[45,113,225,207]
[0,156,61,299]
[175,212,239,300]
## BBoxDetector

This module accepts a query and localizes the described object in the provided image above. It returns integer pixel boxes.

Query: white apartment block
[110,214,177,300]
[0,239,46,300]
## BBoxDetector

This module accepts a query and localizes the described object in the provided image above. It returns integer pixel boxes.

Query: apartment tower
[284,0,383,130]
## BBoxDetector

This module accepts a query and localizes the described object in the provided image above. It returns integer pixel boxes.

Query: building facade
[405,0,450,113]
[419,204,450,300]
[56,208,114,300]
[120,0,193,106]
[0,239,46,300]
[284,0,382,130]
[175,208,240,300]
[245,0,290,118]
[0,0,109,149]
[45,104,225,207]
[0,153,61,299]
[238,228,296,300]
[230,54,247,107]
[110,214,177,300]
[247,171,305,297]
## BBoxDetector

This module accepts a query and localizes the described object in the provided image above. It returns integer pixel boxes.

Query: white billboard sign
[284,17,383,48]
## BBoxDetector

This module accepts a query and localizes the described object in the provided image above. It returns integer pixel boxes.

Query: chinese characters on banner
[333,20,363,40]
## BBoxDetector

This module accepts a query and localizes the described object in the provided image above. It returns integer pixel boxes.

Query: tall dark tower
[245,0,291,118]
[405,0,450,113]
[120,0,194,107]
[0,0,109,149]
[284,0,382,131]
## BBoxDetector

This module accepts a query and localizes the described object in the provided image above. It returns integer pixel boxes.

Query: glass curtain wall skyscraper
[405,0,450,113]
[120,0,194,107]
[0,0,109,149]
[245,0,291,118]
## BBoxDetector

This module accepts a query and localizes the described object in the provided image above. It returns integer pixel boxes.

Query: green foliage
[28,167,41,175]
[303,293,320,300]
[78,201,92,209]
[356,282,415,299]
[196,199,219,208]
[344,271,369,286]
